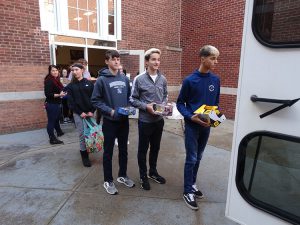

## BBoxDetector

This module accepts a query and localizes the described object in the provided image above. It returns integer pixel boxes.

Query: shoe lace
[188,193,195,201]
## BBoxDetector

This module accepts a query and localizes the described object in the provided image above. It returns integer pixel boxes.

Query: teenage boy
[91,50,135,195]
[176,45,220,210]
[130,48,168,190]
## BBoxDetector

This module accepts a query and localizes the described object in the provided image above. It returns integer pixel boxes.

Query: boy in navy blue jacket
[91,50,135,195]
[177,45,220,210]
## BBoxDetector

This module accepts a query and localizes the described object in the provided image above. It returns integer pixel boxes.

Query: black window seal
[236,131,300,225]
[251,0,300,48]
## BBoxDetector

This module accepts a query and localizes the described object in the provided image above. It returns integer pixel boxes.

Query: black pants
[138,119,164,178]
[102,118,129,182]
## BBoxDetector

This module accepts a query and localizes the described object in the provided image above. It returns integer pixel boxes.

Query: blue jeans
[46,103,62,138]
[184,120,210,193]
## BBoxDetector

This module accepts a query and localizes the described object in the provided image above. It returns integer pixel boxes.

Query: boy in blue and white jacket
[91,50,135,195]
[177,45,220,210]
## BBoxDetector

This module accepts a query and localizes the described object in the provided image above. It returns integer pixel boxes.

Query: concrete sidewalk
[0,119,236,225]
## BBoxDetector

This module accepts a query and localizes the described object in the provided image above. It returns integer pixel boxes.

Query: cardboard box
[194,105,226,127]
[153,103,173,116]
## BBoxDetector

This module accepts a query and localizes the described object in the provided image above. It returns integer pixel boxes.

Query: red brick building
[0,0,245,134]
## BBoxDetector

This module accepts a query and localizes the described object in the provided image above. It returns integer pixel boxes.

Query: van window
[252,0,300,47]
[236,131,300,224]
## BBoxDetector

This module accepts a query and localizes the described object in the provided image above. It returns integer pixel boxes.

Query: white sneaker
[117,176,135,188]
[103,181,118,195]
[192,184,204,198]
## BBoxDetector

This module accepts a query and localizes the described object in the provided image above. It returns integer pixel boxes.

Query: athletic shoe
[117,176,135,188]
[183,193,198,210]
[192,184,204,198]
[103,181,118,195]
[140,176,150,190]
[148,172,166,184]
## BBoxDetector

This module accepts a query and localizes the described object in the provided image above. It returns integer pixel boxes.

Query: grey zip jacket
[130,70,168,123]
[91,68,131,121]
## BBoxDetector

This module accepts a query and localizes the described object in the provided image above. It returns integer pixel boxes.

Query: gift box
[153,103,173,116]
[117,106,136,116]
[194,105,226,127]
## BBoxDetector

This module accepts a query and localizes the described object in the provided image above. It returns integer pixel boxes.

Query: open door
[226,0,300,225]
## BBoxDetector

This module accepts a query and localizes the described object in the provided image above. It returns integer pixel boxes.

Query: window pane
[108,0,114,15]
[88,0,97,11]
[43,0,55,30]
[68,0,77,7]
[86,38,116,47]
[68,7,78,30]
[89,12,97,33]
[78,0,87,10]
[108,15,114,35]
[54,35,85,44]
[253,0,300,45]
[238,132,300,223]
[79,10,89,32]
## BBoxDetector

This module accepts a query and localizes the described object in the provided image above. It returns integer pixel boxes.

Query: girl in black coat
[44,65,67,144]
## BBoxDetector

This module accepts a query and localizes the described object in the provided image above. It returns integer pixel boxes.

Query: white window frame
[39,0,121,41]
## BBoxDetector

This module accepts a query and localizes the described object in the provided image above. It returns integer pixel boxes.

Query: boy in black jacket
[91,50,135,195]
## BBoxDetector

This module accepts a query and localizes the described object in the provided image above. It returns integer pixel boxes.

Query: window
[39,0,121,40]
[108,0,115,35]
[67,0,97,33]
[236,131,300,224]
[252,0,300,47]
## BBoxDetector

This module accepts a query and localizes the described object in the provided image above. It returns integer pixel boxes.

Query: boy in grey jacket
[130,48,168,190]
[91,50,135,195]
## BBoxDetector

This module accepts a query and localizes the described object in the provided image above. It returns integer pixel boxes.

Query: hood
[98,67,114,77]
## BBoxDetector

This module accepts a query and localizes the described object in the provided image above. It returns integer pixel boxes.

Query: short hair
[199,45,219,57]
[77,58,88,65]
[105,50,120,60]
[144,48,161,61]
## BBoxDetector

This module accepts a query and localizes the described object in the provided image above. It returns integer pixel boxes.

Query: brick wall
[118,0,182,88]
[180,0,245,119]
[0,100,47,134]
[0,1,50,133]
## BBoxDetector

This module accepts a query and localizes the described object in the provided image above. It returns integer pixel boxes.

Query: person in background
[60,68,72,123]
[176,45,220,210]
[67,63,95,167]
[91,50,135,195]
[130,48,168,190]
[68,58,91,81]
[44,65,66,145]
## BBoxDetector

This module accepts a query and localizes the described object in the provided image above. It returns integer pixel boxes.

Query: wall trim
[0,86,237,101]
[0,91,44,101]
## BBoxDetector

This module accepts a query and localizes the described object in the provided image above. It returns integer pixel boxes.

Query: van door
[225,0,300,225]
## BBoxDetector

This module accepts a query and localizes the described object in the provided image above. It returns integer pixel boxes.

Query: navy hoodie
[91,68,131,121]
[176,70,220,121]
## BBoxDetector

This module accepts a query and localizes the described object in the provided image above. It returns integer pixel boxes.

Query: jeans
[73,113,87,152]
[102,118,129,182]
[138,119,164,178]
[184,120,210,193]
[46,103,62,138]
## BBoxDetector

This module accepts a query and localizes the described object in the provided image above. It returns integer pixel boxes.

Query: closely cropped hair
[144,48,161,61]
[105,50,120,60]
[71,63,84,69]
[199,45,219,57]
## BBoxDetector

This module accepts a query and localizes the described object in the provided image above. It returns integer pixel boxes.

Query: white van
[225,0,300,224]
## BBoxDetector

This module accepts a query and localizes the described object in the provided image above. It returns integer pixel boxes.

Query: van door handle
[250,95,300,118]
